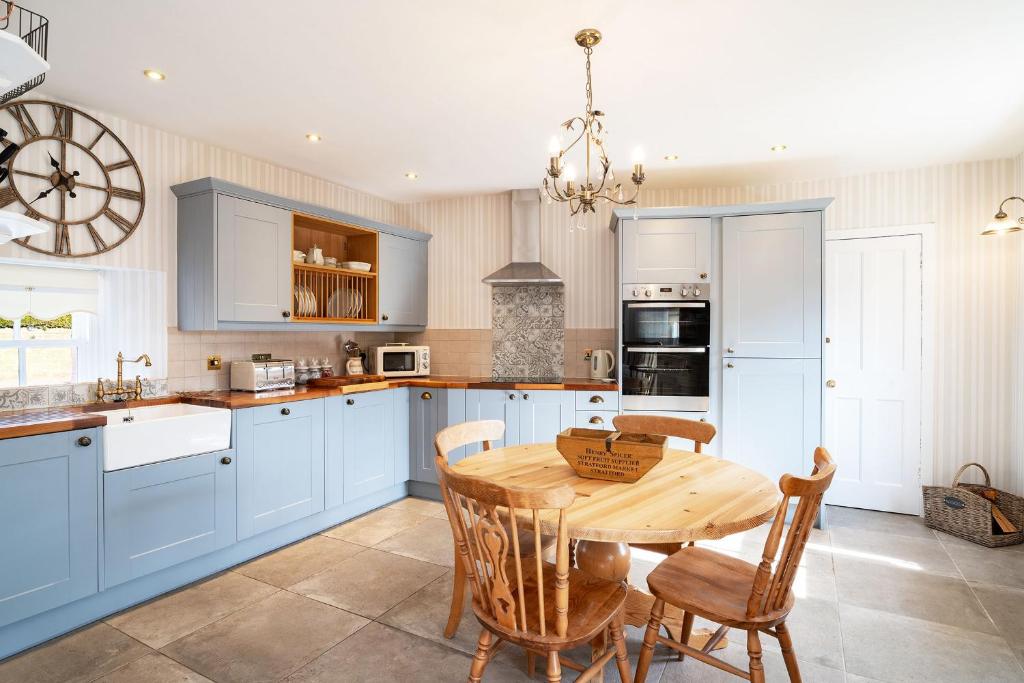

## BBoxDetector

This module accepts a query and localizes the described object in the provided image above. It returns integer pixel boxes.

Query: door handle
[280,407,290,415]
[589,415,604,425]
[522,393,529,400]
[382,314,389,321]
[347,398,355,405]
[726,347,735,353]
[282,311,291,318]
[826,379,837,388]
[508,393,516,400]
[421,391,432,400]
[77,435,92,447]
[589,395,604,404]
[220,456,232,465]
[726,362,735,368]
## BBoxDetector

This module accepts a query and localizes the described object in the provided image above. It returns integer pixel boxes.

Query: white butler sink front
[103,403,232,471]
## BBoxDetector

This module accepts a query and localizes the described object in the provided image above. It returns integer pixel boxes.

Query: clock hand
[30,185,58,204]
[47,151,61,170]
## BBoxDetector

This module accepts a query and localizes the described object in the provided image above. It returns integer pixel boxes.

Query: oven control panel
[622,283,707,300]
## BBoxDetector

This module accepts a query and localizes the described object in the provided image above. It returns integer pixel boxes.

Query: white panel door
[216,196,292,323]
[824,235,922,514]
[721,358,821,487]
[722,212,822,358]
[621,218,711,284]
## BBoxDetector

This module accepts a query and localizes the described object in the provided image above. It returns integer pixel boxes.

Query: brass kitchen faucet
[96,352,152,402]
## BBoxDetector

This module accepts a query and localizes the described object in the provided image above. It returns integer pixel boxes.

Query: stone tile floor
[2,500,1024,682]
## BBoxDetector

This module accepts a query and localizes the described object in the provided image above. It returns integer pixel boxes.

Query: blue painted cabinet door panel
[236,399,325,539]
[378,233,428,326]
[463,389,519,458]
[104,449,236,588]
[409,387,441,483]
[393,388,411,483]
[0,429,98,628]
[518,391,574,444]
[342,391,395,501]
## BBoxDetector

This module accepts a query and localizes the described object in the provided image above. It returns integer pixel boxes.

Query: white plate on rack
[340,261,371,272]
[326,288,364,319]
[294,285,317,317]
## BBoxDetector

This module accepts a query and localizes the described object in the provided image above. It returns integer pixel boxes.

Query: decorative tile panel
[490,286,564,379]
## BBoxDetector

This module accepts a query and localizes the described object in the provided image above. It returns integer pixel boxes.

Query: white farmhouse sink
[102,403,232,471]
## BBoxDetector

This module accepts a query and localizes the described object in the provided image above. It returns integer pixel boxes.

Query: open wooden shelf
[291,213,378,323]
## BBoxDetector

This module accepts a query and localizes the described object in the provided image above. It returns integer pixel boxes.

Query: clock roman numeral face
[0,100,145,257]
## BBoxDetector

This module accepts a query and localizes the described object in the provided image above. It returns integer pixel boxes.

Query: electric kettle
[589,349,615,380]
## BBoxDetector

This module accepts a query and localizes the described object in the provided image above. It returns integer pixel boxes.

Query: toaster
[230,358,296,392]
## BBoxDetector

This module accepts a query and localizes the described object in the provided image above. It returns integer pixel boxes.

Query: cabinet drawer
[575,391,619,411]
[252,398,317,425]
[104,449,236,588]
[575,411,619,429]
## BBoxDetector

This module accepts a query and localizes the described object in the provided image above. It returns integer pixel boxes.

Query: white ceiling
[22,0,1024,201]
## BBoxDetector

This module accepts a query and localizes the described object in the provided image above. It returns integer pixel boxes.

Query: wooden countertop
[0,376,619,438]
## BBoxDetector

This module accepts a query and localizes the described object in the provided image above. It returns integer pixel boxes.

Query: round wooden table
[451,442,780,644]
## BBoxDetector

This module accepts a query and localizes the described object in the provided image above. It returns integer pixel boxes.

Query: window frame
[0,315,86,387]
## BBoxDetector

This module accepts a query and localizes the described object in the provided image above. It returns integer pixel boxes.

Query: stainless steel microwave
[369,344,430,377]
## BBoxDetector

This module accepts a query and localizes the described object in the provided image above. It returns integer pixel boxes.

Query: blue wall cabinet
[518,390,574,444]
[236,399,325,539]
[378,234,428,326]
[104,449,236,588]
[342,391,396,501]
[216,195,293,324]
[0,430,98,628]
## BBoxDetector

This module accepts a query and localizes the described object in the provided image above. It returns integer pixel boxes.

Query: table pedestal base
[575,540,729,651]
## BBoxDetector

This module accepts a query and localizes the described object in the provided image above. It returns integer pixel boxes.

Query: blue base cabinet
[235,399,325,539]
[104,449,236,588]
[410,388,466,482]
[464,390,573,457]
[0,429,99,629]
[341,391,395,501]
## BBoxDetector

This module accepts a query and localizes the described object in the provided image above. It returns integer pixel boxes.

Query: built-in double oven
[620,284,711,411]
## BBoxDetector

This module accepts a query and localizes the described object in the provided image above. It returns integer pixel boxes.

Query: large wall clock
[0,100,145,257]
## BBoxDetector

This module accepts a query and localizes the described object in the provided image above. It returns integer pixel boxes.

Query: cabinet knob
[589,416,604,425]
[509,393,516,400]
[589,395,604,404]
[826,379,837,388]
[726,347,735,354]
[420,391,432,400]
[522,393,529,400]
[699,272,708,280]
[282,311,291,318]
[76,435,92,447]
[382,314,389,321]
[280,407,291,415]
[221,456,232,465]
[347,398,355,405]
[726,362,735,368]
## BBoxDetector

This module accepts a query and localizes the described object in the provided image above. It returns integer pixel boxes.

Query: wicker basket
[923,463,1024,548]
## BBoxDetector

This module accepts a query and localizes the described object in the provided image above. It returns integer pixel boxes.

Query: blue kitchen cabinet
[464,389,519,457]
[0,429,99,628]
[410,388,468,481]
[235,399,325,539]
[463,389,572,457]
[378,233,428,326]
[393,387,411,483]
[104,449,236,588]
[518,390,574,444]
[342,390,395,501]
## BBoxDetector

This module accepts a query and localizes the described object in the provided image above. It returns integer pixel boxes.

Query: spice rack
[292,213,378,323]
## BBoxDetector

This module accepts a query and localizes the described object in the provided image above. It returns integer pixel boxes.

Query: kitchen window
[0,314,89,387]
[0,263,99,388]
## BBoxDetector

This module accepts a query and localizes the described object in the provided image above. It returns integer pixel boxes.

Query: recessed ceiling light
[142,69,166,81]
[770,144,788,152]
[305,133,323,143]
[663,154,679,161]
[405,171,419,180]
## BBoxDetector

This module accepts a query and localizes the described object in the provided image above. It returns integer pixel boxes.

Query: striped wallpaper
[400,158,1024,492]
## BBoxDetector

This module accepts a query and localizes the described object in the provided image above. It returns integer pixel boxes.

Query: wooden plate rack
[292,213,378,323]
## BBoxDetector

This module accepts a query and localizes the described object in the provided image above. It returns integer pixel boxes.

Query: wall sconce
[981,196,1024,236]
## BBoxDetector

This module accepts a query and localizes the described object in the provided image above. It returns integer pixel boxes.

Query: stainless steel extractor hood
[482,189,563,286]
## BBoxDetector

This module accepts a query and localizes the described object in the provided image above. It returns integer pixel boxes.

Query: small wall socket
[207,355,222,371]
[582,348,593,361]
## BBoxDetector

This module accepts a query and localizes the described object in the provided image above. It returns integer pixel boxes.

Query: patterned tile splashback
[490,286,565,379]
[0,378,170,411]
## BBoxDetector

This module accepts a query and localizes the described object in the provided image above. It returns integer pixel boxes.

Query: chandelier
[542,28,645,221]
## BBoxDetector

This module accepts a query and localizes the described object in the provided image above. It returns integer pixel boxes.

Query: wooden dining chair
[634,447,836,683]
[434,420,555,639]
[611,414,717,557]
[436,456,632,683]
